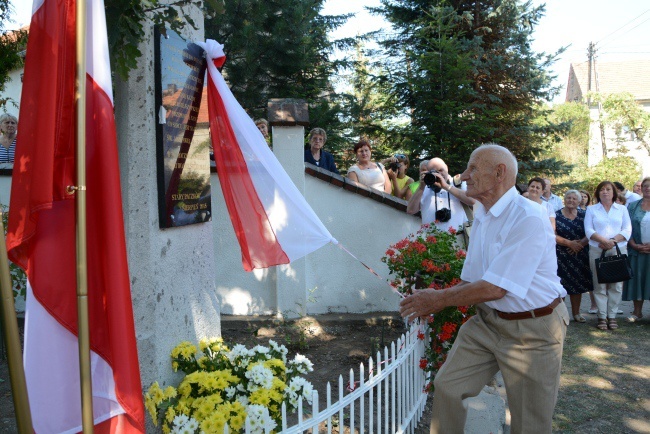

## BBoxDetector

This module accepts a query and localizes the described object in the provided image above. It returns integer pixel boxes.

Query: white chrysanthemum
[246,404,277,434]
[252,345,270,355]
[225,386,237,400]
[268,340,289,363]
[228,344,253,363]
[245,364,274,389]
[236,395,249,406]
[184,418,199,431]
[172,414,189,428]
[289,354,314,374]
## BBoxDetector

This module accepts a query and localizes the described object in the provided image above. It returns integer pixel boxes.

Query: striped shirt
[0,138,16,163]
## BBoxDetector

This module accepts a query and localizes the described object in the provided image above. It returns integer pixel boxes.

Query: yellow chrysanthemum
[171,341,197,360]
[163,386,177,400]
[199,337,228,353]
[177,379,192,398]
[200,412,227,434]
[249,389,272,407]
[271,377,286,392]
[162,424,171,434]
[264,358,286,376]
[144,395,158,425]
[165,406,176,424]
[147,382,164,405]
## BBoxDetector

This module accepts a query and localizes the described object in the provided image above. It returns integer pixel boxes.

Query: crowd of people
[298,128,649,330]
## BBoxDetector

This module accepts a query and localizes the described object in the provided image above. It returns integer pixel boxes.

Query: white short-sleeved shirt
[584,202,632,249]
[542,193,563,212]
[625,190,641,203]
[421,180,468,233]
[461,187,566,312]
[540,200,555,219]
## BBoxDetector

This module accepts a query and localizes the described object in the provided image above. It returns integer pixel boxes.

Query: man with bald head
[407,157,474,235]
[400,144,568,434]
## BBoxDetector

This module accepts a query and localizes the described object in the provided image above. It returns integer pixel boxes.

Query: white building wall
[587,104,650,177]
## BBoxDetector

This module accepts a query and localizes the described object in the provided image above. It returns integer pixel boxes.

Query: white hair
[475,143,518,179]
[564,189,581,199]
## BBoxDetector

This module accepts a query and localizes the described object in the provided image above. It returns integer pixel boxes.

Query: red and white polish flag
[198,39,337,271]
[6,0,145,432]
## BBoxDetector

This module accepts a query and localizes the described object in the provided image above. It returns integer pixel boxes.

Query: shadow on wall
[211,164,421,317]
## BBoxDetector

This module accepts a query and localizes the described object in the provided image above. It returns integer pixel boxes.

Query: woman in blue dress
[555,190,592,322]
[623,177,650,322]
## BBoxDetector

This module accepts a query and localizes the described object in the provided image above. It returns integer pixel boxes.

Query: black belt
[495,297,562,320]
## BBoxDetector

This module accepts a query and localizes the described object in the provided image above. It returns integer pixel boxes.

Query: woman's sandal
[573,314,586,323]
[607,318,618,330]
[597,319,608,330]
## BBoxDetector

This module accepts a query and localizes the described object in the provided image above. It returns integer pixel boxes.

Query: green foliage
[106,0,200,79]
[204,0,351,113]
[381,223,474,390]
[370,0,567,176]
[591,92,650,156]
[0,0,27,111]
[203,0,353,166]
[580,156,642,197]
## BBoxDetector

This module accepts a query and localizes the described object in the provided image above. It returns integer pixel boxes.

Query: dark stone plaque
[154,28,212,228]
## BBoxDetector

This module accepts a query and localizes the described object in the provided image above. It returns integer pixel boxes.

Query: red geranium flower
[419,358,428,370]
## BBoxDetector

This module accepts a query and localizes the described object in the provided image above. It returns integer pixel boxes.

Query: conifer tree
[372,0,567,178]
[204,1,353,140]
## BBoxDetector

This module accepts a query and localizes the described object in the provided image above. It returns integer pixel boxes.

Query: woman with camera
[382,154,414,200]
[347,139,391,193]
[526,177,556,230]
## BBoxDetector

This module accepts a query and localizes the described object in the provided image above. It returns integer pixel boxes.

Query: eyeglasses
[394,154,406,159]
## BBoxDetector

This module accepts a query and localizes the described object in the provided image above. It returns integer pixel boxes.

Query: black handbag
[595,244,634,284]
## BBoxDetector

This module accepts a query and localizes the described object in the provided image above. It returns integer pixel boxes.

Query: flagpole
[75,0,94,432]
[0,210,33,433]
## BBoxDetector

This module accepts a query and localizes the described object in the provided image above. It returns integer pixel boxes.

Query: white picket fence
[235,322,430,434]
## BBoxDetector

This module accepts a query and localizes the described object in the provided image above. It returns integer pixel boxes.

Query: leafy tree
[0,0,27,111]
[532,102,589,189]
[204,0,353,160]
[592,92,650,157]
[336,42,406,171]
[581,156,642,197]
[370,0,568,177]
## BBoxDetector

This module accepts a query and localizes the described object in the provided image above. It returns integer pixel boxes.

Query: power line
[596,9,650,46]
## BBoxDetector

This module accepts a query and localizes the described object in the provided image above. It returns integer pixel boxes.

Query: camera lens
[389,162,400,171]
[423,171,441,193]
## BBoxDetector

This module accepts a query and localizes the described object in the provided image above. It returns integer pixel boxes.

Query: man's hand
[434,172,450,191]
[399,289,446,320]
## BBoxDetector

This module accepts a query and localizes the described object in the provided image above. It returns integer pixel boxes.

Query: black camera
[423,170,441,193]
[389,161,400,171]
[435,208,452,222]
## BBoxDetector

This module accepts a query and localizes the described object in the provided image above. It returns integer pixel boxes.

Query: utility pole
[587,42,595,105]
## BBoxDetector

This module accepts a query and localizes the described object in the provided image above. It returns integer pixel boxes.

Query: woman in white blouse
[584,181,633,330]
[526,177,556,230]
[347,139,391,193]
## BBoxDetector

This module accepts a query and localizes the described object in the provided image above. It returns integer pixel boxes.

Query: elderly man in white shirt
[399,144,568,434]
[407,157,475,238]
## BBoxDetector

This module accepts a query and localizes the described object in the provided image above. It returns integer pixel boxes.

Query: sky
[8,0,650,103]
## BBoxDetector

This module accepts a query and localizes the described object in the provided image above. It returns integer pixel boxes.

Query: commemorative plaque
[154,28,212,228]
